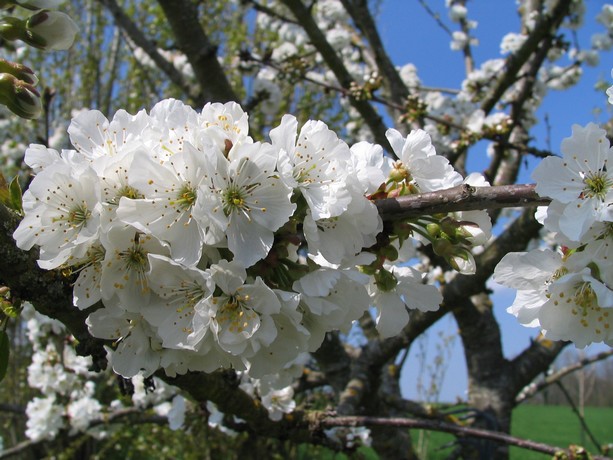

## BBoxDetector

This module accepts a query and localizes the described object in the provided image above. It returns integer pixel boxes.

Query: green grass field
[414,405,613,460]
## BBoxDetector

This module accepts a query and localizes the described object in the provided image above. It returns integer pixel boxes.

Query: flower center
[118,235,150,292]
[582,170,612,201]
[215,294,256,333]
[173,184,197,210]
[572,281,597,313]
[66,203,91,227]
[222,186,246,216]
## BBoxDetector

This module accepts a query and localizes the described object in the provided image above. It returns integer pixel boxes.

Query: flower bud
[440,217,459,238]
[375,268,398,292]
[389,161,411,183]
[0,16,25,41]
[358,264,378,276]
[431,237,453,257]
[0,73,42,118]
[379,244,398,262]
[426,223,441,238]
[25,10,78,50]
[0,58,38,85]
[448,248,476,275]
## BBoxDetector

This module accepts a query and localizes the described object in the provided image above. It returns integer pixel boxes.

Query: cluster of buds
[399,94,428,124]
[348,71,382,101]
[0,59,41,118]
[279,55,309,84]
[0,0,78,118]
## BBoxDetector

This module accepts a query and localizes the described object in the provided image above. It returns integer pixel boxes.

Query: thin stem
[554,381,604,454]
[318,415,607,459]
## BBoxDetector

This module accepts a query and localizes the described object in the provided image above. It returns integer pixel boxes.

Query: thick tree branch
[156,0,238,104]
[508,337,567,402]
[0,205,107,367]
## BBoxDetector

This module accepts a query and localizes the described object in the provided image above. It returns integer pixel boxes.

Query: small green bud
[392,221,414,241]
[0,16,25,41]
[358,264,378,276]
[0,73,42,118]
[432,237,453,257]
[0,58,38,85]
[426,223,441,238]
[375,268,398,292]
[389,161,411,183]
[379,244,398,262]
[440,217,459,238]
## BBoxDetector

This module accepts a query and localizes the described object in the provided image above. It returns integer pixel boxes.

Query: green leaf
[0,330,9,384]
[0,171,9,206]
[8,175,22,214]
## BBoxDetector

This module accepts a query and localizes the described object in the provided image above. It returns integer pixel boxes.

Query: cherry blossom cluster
[21,304,100,441]
[13,98,490,382]
[494,122,613,347]
[20,303,191,440]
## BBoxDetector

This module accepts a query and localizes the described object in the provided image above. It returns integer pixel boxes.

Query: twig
[0,403,24,414]
[554,381,604,454]
[318,415,612,459]
[416,0,453,36]
[516,350,613,404]
[243,0,298,24]
[0,409,168,460]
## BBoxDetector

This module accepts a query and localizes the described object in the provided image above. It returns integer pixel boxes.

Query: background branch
[515,349,613,405]
[318,415,610,459]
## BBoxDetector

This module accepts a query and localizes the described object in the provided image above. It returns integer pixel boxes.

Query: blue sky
[373,0,613,402]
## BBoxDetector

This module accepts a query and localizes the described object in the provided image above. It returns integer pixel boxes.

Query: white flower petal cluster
[22,303,191,439]
[15,98,495,388]
[25,395,65,441]
[22,304,103,440]
[533,123,612,242]
[494,123,613,348]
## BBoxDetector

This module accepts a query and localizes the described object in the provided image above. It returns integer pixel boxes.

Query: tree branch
[156,0,238,104]
[515,349,613,405]
[338,0,411,127]
[375,183,549,222]
[317,415,610,459]
[0,408,168,460]
[98,0,198,104]
[279,0,393,152]
[480,0,571,115]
